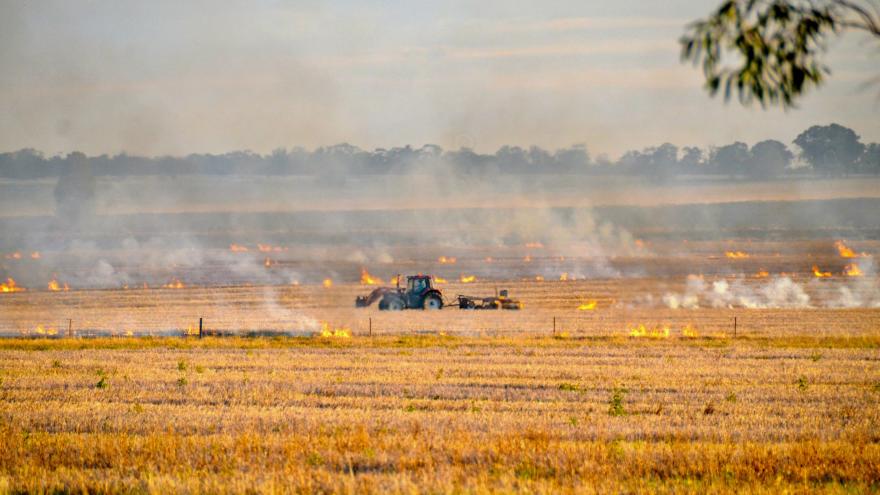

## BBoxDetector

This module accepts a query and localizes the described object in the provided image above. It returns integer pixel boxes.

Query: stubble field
[0,332,879,493]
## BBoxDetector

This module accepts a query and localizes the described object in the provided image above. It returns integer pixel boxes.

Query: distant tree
[712,142,751,177]
[679,146,705,173]
[681,0,880,108]
[860,143,880,174]
[54,152,97,223]
[553,144,591,173]
[0,148,52,179]
[793,123,865,175]
[495,146,530,174]
[749,139,793,178]
[649,143,680,181]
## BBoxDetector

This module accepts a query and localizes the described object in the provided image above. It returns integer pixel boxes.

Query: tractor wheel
[384,297,405,311]
[378,300,388,311]
[423,294,442,310]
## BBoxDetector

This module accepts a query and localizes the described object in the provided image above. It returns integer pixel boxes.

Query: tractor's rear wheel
[423,294,442,310]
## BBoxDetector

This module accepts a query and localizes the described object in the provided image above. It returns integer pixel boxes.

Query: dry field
[0,333,878,494]
[1,236,879,493]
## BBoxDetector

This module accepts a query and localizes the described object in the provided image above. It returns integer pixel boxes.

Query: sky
[1,0,877,158]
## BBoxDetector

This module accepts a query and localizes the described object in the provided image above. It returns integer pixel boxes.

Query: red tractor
[355,274,444,310]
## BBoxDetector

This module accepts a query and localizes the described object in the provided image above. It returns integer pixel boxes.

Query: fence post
[67,319,73,338]
[553,316,556,336]
[733,316,737,338]
[369,317,372,337]
[199,317,203,339]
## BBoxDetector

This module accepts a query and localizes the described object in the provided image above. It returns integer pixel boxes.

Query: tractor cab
[406,275,433,307]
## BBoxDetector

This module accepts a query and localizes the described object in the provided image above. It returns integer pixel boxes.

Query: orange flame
[433,276,448,283]
[844,264,863,277]
[535,275,544,282]
[754,270,769,278]
[438,256,457,264]
[257,243,287,253]
[30,251,41,259]
[1,278,24,293]
[264,257,273,268]
[681,324,699,338]
[47,278,68,291]
[577,301,597,311]
[318,322,351,338]
[484,257,493,263]
[34,325,58,336]
[834,240,864,258]
[628,323,670,338]
[162,278,185,289]
[525,242,544,249]
[523,254,532,263]
[5,252,21,260]
[360,268,383,285]
[812,265,832,278]
[724,251,749,259]
[322,278,333,288]
[460,274,476,283]
[229,243,249,252]
[559,272,569,281]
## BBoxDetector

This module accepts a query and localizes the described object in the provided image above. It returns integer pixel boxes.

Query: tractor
[355,274,444,310]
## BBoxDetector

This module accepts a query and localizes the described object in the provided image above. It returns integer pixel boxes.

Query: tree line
[2,123,877,181]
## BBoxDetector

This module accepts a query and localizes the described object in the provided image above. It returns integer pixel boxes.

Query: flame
[484,257,493,263]
[577,301,597,311]
[634,239,645,249]
[438,256,457,264]
[754,270,769,278]
[5,252,21,260]
[812,265,832,278]
[460,274,476,283]
[229,243,249,252]
[434,276,448,283]
[360,268,383,285]
[162,278,185,289]
[559,272,569,281]
[318,322,351,338]
[1,278,24,293]
[681,324,699,338]
[724,251,749,259]
[30,251,41,259]
[844,263,863,277]
[525,242,544,249]
[34,325,58,336]
[628,324,670,339]
[322,278,333,288]
[47,278,69,291]
[258,243,287,253]
[264,257,273,268]
[834,240,867,259]
[535,275,544,282]
[523,254,532,263]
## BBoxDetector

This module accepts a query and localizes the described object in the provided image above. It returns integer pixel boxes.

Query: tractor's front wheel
[383,296,405,311]
[423,294,443,310]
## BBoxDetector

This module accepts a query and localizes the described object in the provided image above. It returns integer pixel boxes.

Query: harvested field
[0,335,878,493]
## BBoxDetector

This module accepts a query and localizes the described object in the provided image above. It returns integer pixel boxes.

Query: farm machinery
[355,274,521,311]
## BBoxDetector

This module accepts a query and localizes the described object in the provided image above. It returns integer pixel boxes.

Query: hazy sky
[1,0,877,157]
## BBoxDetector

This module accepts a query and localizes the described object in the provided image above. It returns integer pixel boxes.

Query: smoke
[829,257,880,308]
[664,275,812,309]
